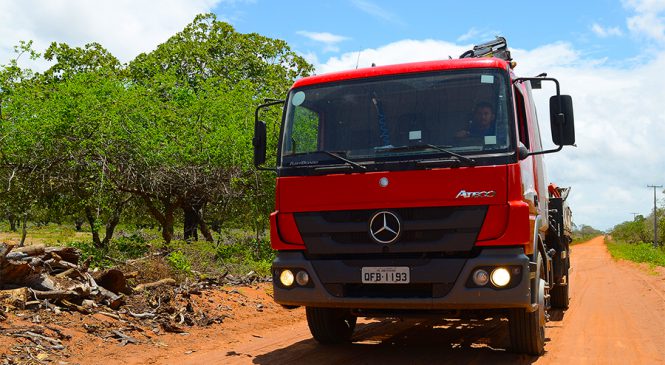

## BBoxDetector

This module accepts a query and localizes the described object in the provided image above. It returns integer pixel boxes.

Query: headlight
[472,269,489,286]
[295,270,310,286]
[279,269,295,287]
[490,267,511,287]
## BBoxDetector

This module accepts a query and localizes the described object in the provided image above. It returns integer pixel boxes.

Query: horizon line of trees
[0,13,313,247]
[611,203,665,246]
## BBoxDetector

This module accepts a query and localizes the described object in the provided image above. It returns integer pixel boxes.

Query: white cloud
[297,31,349,53]
[457,27,502,43]
[627,12,665,41]
[623,0,665,13]
[316,39,467,74]
[315,40,665,230]
[297,31,349,44]
[350,0,404,25]
[0,0,221,69]
[623,0,665,42]
[591,23,624,37]
[299,51,320,69]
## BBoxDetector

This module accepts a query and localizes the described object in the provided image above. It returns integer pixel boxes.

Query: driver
[455,102,496,138]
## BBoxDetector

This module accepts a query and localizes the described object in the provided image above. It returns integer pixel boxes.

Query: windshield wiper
[376,143,476,165]
[322,151,367,170]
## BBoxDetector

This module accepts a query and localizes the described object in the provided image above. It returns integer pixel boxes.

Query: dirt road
[4,237,664,364]
[156,236,665,365]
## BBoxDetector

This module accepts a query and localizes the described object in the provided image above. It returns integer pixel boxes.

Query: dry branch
[133,278,176,292]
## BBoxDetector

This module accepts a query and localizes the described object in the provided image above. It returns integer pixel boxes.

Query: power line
[647,185,662,248]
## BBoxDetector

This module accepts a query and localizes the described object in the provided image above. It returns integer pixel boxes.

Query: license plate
[361,267,410,284]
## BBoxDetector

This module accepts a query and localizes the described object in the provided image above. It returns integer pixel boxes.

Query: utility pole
[630,212,639,220]
[647,185,662,247]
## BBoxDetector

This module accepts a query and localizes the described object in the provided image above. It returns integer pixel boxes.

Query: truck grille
[294,206,487,256]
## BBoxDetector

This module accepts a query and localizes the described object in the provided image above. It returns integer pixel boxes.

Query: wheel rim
[538,278,546,333]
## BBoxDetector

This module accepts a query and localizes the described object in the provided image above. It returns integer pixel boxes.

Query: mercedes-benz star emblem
[369,211,401,244]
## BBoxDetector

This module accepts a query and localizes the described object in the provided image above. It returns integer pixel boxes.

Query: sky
[1,0,665,231]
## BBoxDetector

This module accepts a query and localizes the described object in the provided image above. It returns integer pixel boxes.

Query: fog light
[280,269,295,287]
[472,269,489,286]
[490,267,511,287]
[295,270,309,286]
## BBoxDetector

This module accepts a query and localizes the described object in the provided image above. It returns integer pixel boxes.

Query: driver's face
[474,107,494,128]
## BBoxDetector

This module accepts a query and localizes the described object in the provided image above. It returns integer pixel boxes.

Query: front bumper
[272,248,532,310]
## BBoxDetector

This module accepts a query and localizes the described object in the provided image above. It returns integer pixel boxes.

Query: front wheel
[509,253,546,355]
[306,307,357,344]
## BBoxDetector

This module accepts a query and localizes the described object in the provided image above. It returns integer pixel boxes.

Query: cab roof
[292,58,510,89]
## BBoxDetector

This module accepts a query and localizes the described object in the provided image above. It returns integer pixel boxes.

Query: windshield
[280,68,513,168]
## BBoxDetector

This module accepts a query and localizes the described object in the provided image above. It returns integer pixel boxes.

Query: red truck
[253,38,574,355]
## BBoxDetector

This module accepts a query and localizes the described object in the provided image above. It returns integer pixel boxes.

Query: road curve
[178,236,665,365]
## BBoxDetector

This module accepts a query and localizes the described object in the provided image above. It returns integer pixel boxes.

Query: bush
[606,240,665,267]
[67,241,114,268]
[67,233,152,268]
[166,250,192,274]
[66,227,275,279]
[215,236,274,277]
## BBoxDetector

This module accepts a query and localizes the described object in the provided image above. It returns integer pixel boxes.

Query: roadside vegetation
[571,224,604,243]
[0,13,311,279]
[606,240,665,267]
[606,240,665,268]
[607,207,665,268]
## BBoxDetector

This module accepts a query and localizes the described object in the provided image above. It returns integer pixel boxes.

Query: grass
[0,222,92,246]
[606,239,665,268]
[165,231,275,278]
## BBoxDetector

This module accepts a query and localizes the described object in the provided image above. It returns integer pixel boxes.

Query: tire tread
[306,307,356,344]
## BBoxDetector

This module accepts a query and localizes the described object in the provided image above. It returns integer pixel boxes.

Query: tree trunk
[199,218,214,242]
[183,204,199,242]
[182,200,212,242]
[162,206,175,243]
[84,207,103,248]
[102,201,124,247]
[210,219,221,234]
[143,196,177,244]
[74,218,84,232]
[7,213,17,232]
[19,213,28,247]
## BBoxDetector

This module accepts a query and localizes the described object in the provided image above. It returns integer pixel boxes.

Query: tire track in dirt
[186,236,664,365]
[63,237,664,365]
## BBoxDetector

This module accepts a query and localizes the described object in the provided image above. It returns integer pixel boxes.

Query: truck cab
[253,38,575,355]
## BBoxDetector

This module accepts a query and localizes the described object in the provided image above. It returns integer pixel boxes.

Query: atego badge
[369,211,401,244]
[455,190,497,199]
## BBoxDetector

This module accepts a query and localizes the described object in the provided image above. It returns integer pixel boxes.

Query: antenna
[355,50,361,69]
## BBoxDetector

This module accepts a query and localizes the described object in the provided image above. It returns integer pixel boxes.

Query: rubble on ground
[0,242,270,365]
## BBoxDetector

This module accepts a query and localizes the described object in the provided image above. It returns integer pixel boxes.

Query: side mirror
[253,120,267,167]
[549,95,575,146]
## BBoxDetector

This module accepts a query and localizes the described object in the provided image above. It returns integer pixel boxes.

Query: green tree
[120,13,312,242]
[0,41,47,245]
[0,42,129,248]
[0,14,313,247]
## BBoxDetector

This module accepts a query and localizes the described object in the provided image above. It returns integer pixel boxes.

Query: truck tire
[509,253,546,355]
[551,274,569,309]
[306,307,357,344]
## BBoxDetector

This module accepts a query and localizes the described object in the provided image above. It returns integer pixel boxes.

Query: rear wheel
[550,273,569,309]
[306,307,357,344]
[509,253,546,355]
